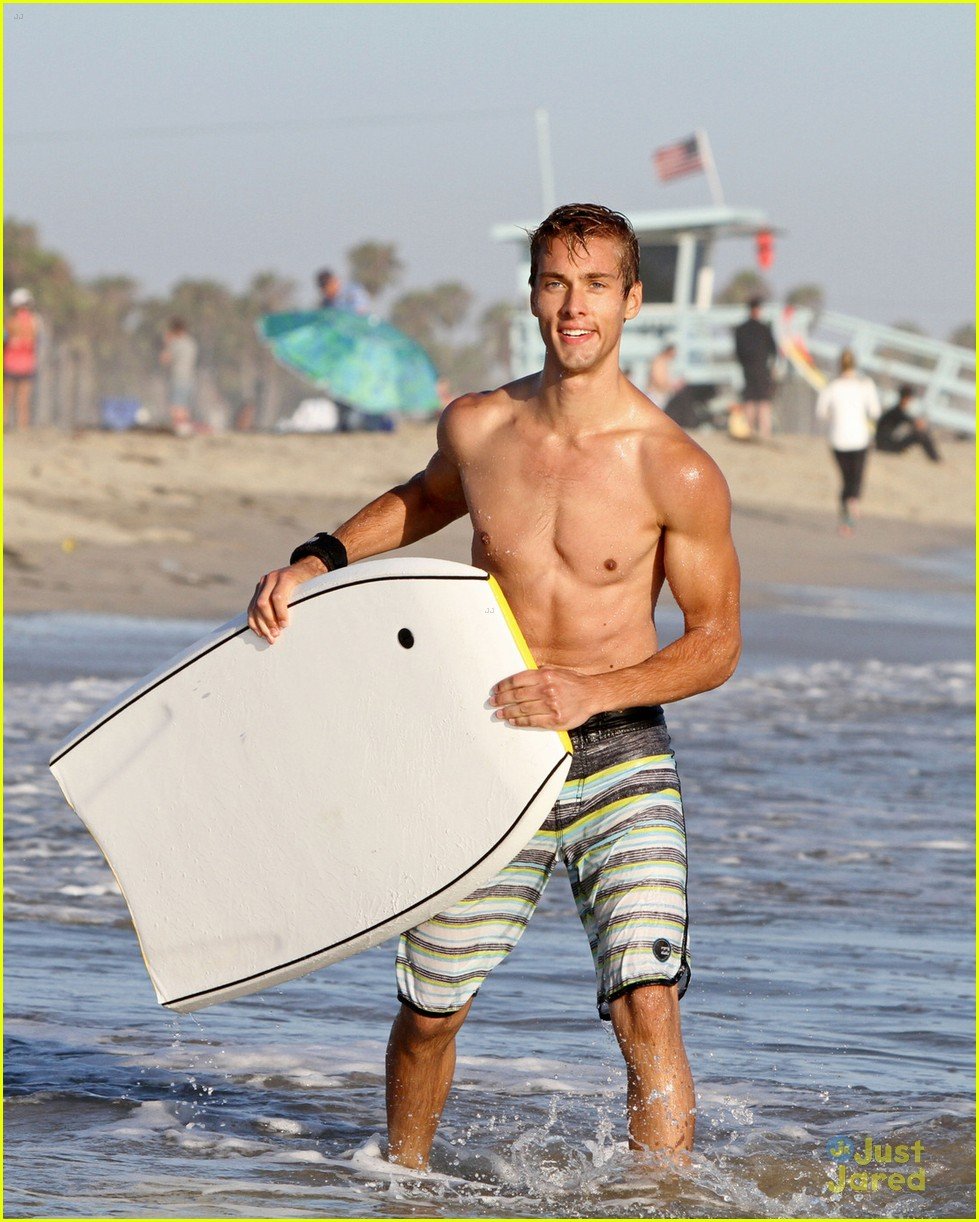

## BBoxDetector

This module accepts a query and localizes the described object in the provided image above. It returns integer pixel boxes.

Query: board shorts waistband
[567,706,668,780]
[570,705,666,744]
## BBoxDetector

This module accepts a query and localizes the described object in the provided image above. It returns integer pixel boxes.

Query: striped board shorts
[396,706,690,1020]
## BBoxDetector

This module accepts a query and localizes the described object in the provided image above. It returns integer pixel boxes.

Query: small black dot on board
[398,628,415,649]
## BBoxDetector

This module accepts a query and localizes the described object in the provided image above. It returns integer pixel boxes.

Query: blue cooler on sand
[101,399,142,430]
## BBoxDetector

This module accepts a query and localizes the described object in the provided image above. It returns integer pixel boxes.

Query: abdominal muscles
[474,537,661,673]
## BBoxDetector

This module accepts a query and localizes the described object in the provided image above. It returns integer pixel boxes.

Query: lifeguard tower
[491,206,975,434]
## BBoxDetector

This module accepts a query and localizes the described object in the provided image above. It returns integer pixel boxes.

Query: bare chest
[461,432,660,580]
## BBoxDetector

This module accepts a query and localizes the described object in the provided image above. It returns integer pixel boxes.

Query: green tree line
[3,221,512,428]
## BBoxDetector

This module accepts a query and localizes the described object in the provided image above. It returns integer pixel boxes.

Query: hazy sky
[4,3,975,336]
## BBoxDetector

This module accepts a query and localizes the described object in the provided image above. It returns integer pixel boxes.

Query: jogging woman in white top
[815,349,881,536]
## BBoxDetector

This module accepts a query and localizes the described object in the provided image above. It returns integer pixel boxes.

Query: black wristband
[289,532,349,572]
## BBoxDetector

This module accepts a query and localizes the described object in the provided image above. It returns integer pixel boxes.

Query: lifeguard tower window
[638,245,679,304]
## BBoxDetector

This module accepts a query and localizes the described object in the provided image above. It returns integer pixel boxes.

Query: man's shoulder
[639,416,718,470]
[442,377,534,429]
[639,420,731,519]
[438,379,531,457]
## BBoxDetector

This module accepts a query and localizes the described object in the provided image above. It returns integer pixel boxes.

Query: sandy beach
[3,424,973,621]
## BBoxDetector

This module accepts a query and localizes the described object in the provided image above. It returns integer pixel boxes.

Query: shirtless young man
[248,204,741,1167]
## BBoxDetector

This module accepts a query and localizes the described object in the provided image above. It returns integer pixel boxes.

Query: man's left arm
[491,451,742,729]
[607,455,742,709]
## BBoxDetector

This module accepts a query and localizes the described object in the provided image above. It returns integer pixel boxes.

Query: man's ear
[529,283,540,318]
[624,280,643,321]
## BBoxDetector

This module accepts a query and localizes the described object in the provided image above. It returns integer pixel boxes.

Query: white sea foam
[277,1148,328,1163]
[107,1099,180,1133]
[139,1042,348,1091]
[58,883,119,897]
[256,1115,307,1136]
[716,658,974,714]
[172,1130,269,1157]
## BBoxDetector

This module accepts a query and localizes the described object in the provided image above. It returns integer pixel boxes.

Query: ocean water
[3,585,974,1218]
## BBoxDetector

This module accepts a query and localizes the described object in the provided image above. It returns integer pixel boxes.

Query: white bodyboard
[50,559,573,1012]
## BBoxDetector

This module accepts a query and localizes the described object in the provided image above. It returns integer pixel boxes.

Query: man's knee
[392,998,472,1052]
[609,983,681,1046]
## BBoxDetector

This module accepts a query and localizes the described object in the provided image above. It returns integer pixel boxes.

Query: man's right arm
[247,408,470,642]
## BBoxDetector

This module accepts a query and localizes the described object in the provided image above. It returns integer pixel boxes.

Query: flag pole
[696,129,725,206]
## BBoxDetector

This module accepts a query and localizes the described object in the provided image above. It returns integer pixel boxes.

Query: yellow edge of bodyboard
[487,575,574,757]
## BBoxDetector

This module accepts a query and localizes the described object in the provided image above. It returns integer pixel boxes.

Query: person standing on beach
[3,288,40,430]
[733,297,778,439]
[249,204,742,1166]
[160,319,199,436]
[316,268,370,316]
[314,268,371,430]
[816,348,882,536]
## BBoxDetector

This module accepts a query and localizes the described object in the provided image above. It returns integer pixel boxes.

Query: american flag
[653,134,705,183]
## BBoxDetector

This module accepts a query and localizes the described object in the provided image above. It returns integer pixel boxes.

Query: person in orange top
[4,288,40,430]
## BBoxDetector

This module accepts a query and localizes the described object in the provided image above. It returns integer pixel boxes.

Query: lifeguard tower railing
[493,205,975,435]
[507,305,976,434]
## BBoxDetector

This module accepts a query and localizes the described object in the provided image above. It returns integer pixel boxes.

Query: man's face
[320,275,340,302]
[530,235,641,375]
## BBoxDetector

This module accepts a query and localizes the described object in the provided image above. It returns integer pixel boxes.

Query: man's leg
[559,714,692,1156]
[609,984,695,1156]
[385,997,473,1168]
[388,818,559,1167]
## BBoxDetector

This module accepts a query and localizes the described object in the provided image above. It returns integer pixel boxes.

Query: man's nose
[559,285,586,314]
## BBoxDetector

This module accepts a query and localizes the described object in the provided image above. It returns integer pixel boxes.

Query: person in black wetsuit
[875,385,941,462]
[733,297,778,439]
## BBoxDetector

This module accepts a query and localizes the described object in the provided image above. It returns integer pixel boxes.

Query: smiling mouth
[558,328,595,341]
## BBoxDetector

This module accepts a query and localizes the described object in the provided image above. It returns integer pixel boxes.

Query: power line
[7,107,529,144]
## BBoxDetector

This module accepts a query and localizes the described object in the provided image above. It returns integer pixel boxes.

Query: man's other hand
[490,667,597,731]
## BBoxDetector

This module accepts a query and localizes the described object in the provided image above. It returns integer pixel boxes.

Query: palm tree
[390,290,439,349]
[785,284,825,316]
[347,241,403,303]
[3,216,86,337]
[717,269,772,306]
[479,302,512,376]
